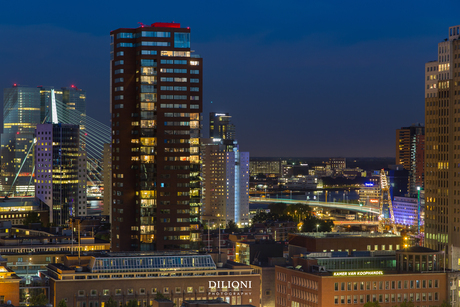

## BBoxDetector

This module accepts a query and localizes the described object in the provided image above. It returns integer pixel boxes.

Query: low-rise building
[43,253,260,307]
[288,232,404,257]
[0,256,20,306]
[393,196,425,228]
[276,246,458,307]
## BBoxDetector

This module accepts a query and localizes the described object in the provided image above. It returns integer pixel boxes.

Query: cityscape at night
[0,1,460,306]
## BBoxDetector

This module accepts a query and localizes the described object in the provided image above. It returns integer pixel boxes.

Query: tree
[301,215,334,232]
[23,211,41,227]
[106,297,118,307]
[398,300,414,307]
[252,212,270,223]
[226,220,238,233]
[437,301,450,307]
[155,292,170,300]
[268,203,287,215]
[29,293,48,306]
[252,210,294,224]
[285,203,312,222]
[126,300,138,307]
[363,302,381,307]
[58,299,67,307]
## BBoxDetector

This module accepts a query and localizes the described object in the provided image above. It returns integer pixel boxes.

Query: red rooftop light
[151,22,181,28]
[13,83,17,87]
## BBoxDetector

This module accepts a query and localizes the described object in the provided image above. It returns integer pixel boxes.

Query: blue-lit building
[392,196,424,228]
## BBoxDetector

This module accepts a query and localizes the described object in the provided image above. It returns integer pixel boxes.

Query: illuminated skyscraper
[1,85,41,196]
[202,112,249,228]
[425,25,460,269]
[35,123,86,224]
[110,22,202,251]
[209,112,235,141]
[1,85,87,196]
[396,124,425,196]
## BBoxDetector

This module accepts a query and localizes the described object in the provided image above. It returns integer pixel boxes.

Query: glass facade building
[35,123,82,224]
[1,85,87,197]
[89,254,216,273]
[1,86,42,196]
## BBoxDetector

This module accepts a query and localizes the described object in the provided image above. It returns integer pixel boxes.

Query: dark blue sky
[1,1,459,157]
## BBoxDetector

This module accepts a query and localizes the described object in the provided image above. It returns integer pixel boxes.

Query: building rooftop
[88,253,216,273]
[0,196,40,209]
[293,232,400,239]
[399,246,440,253]
[303,250,396,259]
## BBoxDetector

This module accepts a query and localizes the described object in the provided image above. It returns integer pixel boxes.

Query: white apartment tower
[202,138,249,228]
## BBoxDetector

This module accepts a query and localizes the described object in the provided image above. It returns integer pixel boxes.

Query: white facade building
[202,139,249,228]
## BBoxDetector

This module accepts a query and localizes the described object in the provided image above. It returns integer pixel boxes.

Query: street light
[316,224,319,233]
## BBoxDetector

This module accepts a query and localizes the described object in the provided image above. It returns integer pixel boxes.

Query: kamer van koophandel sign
[333,271,384,277]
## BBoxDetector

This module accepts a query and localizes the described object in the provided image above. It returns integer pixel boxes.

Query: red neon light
[151,22,181,28]
[16,132,19,135]
[369,199,379,203]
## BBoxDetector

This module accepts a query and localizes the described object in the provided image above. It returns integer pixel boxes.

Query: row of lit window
[334,292,439,305]
[335,279,438,291]
[79,285,207,298]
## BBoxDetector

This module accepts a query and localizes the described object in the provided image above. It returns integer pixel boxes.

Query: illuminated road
[333,220,379,226]
[249,197,380,214]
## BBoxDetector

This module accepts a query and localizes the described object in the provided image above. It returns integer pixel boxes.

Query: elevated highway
[249,196,379,215]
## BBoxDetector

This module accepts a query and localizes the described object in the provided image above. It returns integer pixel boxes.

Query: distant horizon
[249,156,396,159]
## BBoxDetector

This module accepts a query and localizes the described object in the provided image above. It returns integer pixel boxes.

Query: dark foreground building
[110,22,203,251]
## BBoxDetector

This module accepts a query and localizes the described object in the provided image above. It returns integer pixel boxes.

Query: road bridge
[249,197,379,215]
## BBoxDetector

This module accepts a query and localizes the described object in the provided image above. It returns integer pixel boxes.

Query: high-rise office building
[1,85,87,196]
[425,25,460,268]
[329,157,346,175]
[209,112,235,141]
[249,159,282,176]
[396,124,425,195]
[1,86,41,196]
[35,123,86,225]
[110,22,202,251]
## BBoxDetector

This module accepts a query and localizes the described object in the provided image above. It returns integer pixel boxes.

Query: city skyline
[1,1,460,157]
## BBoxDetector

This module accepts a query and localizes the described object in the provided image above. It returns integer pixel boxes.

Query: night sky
[1,1,460,157]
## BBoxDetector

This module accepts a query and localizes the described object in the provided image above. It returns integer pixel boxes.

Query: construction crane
[378,169,398,234]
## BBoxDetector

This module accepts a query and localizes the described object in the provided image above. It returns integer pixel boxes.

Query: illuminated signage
[369,199,379,203]
[333,271,383,277]
[208,281,252,289]
[364,183,374,187]
[208,280,253,296]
